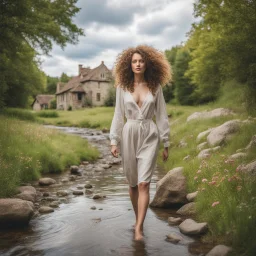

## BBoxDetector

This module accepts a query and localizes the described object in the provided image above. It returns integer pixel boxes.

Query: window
[77,92,82,101]
[96,93,100,101]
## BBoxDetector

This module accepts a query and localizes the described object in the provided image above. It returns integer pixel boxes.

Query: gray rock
[207,120,241,146]
[38,178,56,186]
[187,108,234,122]
[69,175,76,181]
[197,142,208,151]
[92,194,102,199]
[176,202,196,215]
[186,191,198,202]
[39,206,54,213]
[61,178,69,183]
[49,201,59,208]
[43,192,50,197]
[245,135,256,150]
[73,190,84,195]
[0,199,35,227]
[206,245,233,256]
[91,206,96,210]
[168,217,182,225]
[84,184,93,189]
[183,155,191,161]
[70,165,79,174]
[179,219,208,235]
[85,189,93,194]
[197,128,213,142]
[239,160,256,175]
[150,167,187,207]
[166,233,183,244]
[198,146,220,159]
[229,152,247,159]
[56,190,69,197]
[14,185,37,203]
[178,139,188,148]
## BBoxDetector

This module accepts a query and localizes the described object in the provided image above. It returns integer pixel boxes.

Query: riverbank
[0,115,99,198]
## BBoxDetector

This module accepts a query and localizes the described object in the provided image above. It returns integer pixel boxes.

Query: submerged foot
[134,227,144,241]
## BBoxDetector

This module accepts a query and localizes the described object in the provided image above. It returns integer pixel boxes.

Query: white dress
[109,85,170,187]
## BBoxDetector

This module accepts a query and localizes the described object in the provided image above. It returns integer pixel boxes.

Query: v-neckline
[128,89,151,110]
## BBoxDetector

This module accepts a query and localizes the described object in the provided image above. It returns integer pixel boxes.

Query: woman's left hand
[163,147,169,162]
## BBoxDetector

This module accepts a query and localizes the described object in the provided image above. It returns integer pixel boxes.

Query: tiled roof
[55,76,81,95]
[31,95,55,106]
[70,85,85,93]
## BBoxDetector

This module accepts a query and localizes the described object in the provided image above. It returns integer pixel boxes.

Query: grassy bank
[0,115,99,198]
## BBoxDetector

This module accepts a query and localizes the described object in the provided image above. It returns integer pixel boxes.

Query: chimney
[101,61,104,65]
[78,64,83,75]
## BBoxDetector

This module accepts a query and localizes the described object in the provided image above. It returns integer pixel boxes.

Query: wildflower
[208,181,216,185]
[196,169,202,174]
[202,188,206,191]
[194,176,198,180]
[237,186,242,191]
[224,169,229,173]
[202,178,208,183]
[212,201,220,207]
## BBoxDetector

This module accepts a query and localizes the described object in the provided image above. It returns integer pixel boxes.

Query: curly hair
[113,44,172,96]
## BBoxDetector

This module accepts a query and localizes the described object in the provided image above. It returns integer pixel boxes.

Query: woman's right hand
[111,145,119,158]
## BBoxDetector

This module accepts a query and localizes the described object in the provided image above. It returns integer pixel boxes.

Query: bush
[68,105,72,111]
[36,110,59,118]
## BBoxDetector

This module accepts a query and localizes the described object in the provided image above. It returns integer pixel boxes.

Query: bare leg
[135,182,150,241]
[129,185,138,228]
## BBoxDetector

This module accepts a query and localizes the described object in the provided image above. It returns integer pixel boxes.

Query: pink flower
[202,178,208,183]
[208,181,216,185]
[197,170,202,174]
[194,176,198,180]
[212,201,220,207]
[237,185,242,191]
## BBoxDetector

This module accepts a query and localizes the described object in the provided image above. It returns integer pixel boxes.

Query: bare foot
[134,228,144,241]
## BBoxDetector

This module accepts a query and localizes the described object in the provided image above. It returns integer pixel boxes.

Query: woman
[109,45,172,241]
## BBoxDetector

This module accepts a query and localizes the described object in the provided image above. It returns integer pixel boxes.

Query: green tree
[0,0,84,108]
[60,72,71,83]
[46,76,59,94]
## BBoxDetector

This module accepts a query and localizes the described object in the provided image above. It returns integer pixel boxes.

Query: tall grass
[0,115,99,198]
[0,108,36,121]
[158,105,256,256]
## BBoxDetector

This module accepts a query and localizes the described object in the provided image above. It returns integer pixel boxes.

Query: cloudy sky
[41,0,196,77]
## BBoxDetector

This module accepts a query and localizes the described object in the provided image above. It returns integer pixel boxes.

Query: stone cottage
[56,61,113,110]
[31,95,55,111]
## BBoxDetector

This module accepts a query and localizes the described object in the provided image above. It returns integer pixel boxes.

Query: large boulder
[245,135,256,151]
[197,146,221,159]
[176,202,196,215]
[38,177,56,186]
[207,120,241,146]
[0,199,35,228]
[239,160,256,176]
[13,186,37,203]
[187,108,234,122]
[197,128,214,142]
[150,167,187,207]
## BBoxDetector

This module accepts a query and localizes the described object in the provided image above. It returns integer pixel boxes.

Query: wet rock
[92,194,104,199]
[76,185,84,189]
[56,190,69,197]
[91,206,96,210]
[177,202,196,215]
[101,164,111,169]
[70,165,79,174]
[206,245,233,256]
[98,208,103,210]
[38,177,56,186]
[150,167,188,207]
[39,206,54,214]
[69,175,76,181]
[73,190,84,195]
[186,191,198,202]
[109,158,122,165]
[94,166,105,172]
[197,128,214,142]
[45,197,58,202]
[207,120,241,146]
[187,108,234,122]
[43,192,50,197]
[85,189,93,194]
[59,198,68,204]
[49,201,59,208]
[197,142,208,151]
[166,233,183,244]
[0,199,35,227]
[14,186,37,203]
[84,184,93,189]
[168,217,182,225]
[179,219,208,235]
[198,146,221,159]
[82,161,90,165]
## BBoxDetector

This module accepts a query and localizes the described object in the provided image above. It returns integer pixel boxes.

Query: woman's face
[131,53,146,74]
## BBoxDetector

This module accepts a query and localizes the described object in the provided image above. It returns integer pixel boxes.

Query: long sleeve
[154,85,170,148]
[109,86,125,146]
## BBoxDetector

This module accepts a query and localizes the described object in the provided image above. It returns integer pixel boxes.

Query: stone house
[31,95,55,111]
[55,61,113,110]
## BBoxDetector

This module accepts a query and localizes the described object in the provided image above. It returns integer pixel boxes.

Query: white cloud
[41,0,196,76]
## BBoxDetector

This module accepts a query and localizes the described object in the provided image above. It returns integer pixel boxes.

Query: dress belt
[126,118,152,129]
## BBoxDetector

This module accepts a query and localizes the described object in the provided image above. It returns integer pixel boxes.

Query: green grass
[36,110,59,118]
[0,115,99,198]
